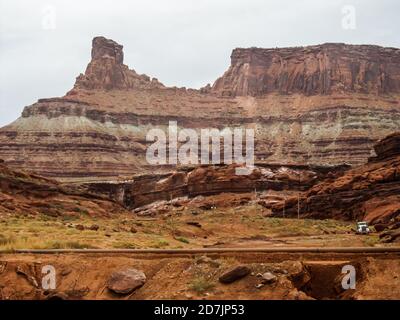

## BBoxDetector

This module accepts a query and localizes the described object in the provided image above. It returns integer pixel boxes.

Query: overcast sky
[0,0,399,127]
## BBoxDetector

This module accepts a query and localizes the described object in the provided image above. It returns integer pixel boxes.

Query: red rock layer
[372,132,400,161]
[70,36,164,91]
[78,163,348,209]
[271,133,400,229]
[0,161,128,217]
[211,43,400,96]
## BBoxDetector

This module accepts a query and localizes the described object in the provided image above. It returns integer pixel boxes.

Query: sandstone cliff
[0,161,128,218]
[71,36,164,91]
[211,43,400,96]
[78,163,347,209]
[271,133,400,238]
[0,38,399,180]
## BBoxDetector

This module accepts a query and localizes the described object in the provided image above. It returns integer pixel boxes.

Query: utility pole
[297,193,300,219]
[297,172,301,219]
[254,187,257,215]
[283,196,285,218]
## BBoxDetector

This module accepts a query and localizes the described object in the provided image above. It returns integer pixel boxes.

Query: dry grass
[0,203,357,250]
[363,235,380,247]
[189,277,215,293]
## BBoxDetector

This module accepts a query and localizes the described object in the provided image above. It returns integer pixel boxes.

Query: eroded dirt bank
[0,252,399,300]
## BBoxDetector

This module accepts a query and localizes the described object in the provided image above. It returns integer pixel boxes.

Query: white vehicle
[356,221,370,234]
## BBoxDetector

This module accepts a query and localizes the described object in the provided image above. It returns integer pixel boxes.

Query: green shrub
[189,277,215,293]
[153,239,169,248]
[175,237,189,244]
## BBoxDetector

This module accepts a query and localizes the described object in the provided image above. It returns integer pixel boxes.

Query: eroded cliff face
[78,163,347,209]
[0,38,399,180]
[71,36,164,91]
[211,43,400,96]
[0,161,128,218]
[271,133,400,232]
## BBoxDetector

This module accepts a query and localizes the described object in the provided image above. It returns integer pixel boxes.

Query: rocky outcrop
[271,133,400,232]
[107,268,146,294]
[0,38,399,180]
[211,43,400,97]
[78,163,348,209]
[372,132,400,160]
[70,36,164,91]
[0,162,128,217]
[219,266,251,284]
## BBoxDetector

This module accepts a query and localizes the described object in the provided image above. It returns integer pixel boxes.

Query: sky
[0,0,399,127]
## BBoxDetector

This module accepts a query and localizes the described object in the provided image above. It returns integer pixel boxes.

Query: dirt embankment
[0,252,399,300]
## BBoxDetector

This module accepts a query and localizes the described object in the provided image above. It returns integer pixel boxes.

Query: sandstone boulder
[261,272,277,284]
[107,268,146,294]
[196,256,220,268]
[219,266,251,284]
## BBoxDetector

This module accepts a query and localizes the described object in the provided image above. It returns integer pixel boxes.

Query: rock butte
[0,36,400,180]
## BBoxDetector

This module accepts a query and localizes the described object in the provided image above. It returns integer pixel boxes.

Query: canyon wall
[271,132,400,227]
[77,163,347,209]
[0,161,128,218]
[0,37,399,180]
[211,43,400,96]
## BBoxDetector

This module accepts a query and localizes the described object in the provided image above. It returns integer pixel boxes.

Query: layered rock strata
[211,43,400,96]
[0,38,400,180]
[271,133,400,233]
[0,161,128,217]
[77,163,348,209]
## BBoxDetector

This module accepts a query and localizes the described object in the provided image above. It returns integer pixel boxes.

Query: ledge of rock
[373,132,400,160]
